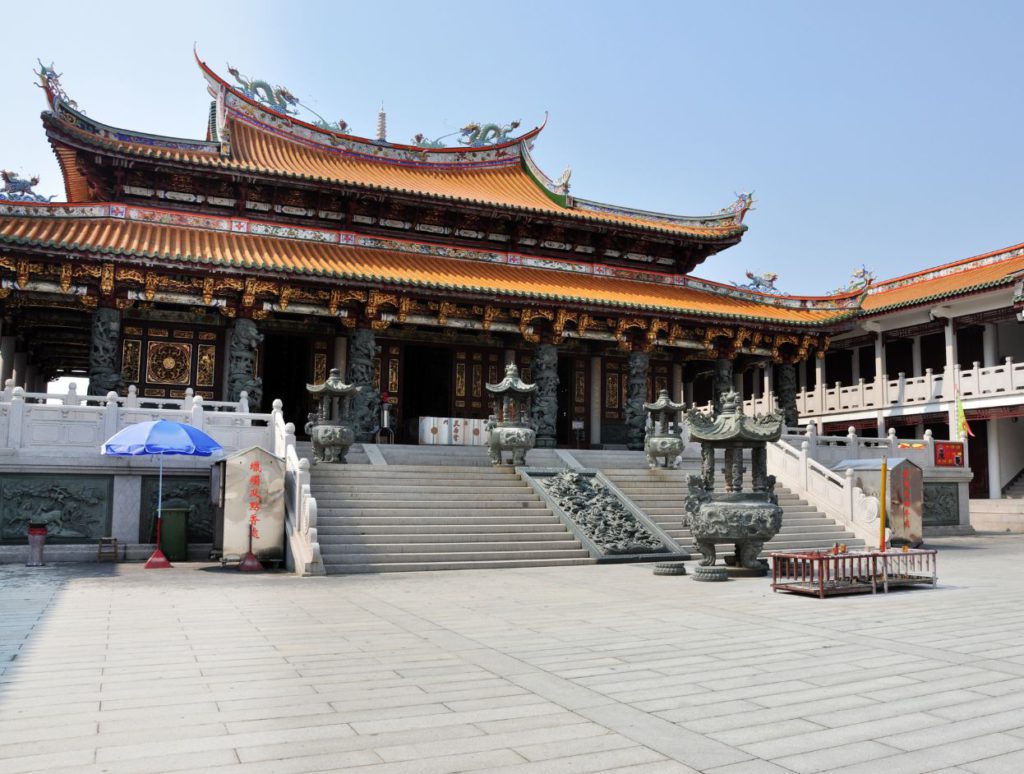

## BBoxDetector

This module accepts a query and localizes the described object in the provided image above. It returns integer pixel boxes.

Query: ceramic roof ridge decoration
[198,51,545,163]
[485,363,538,395]
[686,391,784,444]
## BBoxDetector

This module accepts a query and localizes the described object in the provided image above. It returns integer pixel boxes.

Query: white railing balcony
[0,381,273,459]
[779,357,1024,421]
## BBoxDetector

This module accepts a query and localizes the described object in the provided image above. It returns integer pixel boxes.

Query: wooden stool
[97,537,119,562]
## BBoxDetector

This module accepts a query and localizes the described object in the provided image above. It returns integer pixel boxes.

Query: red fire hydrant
[27,523,47,567]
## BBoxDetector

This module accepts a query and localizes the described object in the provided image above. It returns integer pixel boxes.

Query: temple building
[0,56,858,449]
[1,56,1022,569]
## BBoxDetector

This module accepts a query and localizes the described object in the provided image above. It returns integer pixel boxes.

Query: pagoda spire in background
[376,103,387,143]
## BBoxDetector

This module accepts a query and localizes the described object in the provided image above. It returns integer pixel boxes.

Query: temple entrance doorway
[262,334,311,432]
[401,345,452,440]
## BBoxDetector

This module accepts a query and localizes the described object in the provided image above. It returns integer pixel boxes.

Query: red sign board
[934,441,964,467]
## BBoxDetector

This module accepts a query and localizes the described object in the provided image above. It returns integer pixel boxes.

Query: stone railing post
[104,390,120,439]
[284,420,296,452]
[800,440,810,490]
[191,395,205,431]
[238,390,250,414]
[125,384,138,408]
[271,399,285,455]
[845,468,856,524]
[887,427,897,454]
[924,368,934,400]
[182,388,195,412]
[879,373,888,405]
[8,387,25,448]
[857,378,866,407]
[2,378,14,402]
[64,382,81,407]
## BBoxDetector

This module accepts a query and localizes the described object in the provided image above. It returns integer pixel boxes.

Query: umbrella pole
[145,452,172,569]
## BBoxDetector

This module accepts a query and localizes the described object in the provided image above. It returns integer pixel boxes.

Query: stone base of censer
[693,566,729,582]
[652,562,688,576]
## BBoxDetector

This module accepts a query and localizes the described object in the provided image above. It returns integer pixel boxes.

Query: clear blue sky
[3,1,1022,294]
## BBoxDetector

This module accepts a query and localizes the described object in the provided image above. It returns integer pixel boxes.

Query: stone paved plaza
[2,535,1024,774]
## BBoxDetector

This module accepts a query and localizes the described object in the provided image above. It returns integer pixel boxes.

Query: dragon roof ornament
[831,264,875,295]
[0,171,54,203]
[227,64,350,134]
[721,192,754,224]
[35,60,78,111]
[736,271,780,294]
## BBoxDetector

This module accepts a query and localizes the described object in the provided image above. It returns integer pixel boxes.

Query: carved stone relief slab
[139,476,215,543]
[923,482,960,526]
[0,475,112,542]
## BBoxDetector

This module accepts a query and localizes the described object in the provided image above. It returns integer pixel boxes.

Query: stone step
[317,515,562,527]
[325,557,596,574]
[316,507,555,519]
[314,491,541,503]
[313,499,540,511]
[322,539,583,553]
[326,548,591,564]
[319,526,572,539]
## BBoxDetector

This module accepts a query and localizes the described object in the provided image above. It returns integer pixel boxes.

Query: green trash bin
[155,507,190,562]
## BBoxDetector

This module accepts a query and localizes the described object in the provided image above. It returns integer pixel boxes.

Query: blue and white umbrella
[102,419,223,567]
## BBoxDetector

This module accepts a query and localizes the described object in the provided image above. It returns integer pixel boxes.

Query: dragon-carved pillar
[87,307,124,397]
[777,362,799,428]
[530,343,559,448]
[227,318,264,409]
[347,327,380,443]
[625,351,650,450]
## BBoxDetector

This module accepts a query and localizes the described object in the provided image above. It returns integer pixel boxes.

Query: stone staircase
[309,463,593,573]
[1002,470,1024,499]
[600,461,864,556]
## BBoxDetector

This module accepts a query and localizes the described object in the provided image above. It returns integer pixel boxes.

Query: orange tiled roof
[863,243,1024,312]
[46,109,745,241]
[0,210,848,326]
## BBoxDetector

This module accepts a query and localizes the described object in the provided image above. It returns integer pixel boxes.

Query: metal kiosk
[211,446,286,566]
[833,458,924,547]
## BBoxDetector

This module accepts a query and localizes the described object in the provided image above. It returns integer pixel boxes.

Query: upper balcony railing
[743,357,1024,420]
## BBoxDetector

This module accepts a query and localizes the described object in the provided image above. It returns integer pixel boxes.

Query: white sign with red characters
[220,446,285,562]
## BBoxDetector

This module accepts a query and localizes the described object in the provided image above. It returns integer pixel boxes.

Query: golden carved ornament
[370,319,391,330]
[668,323,685,345]
[481,306,500,331]
[116,267,145,285]
[144,273,159,302]
[614,317,648,348]
[278,285,295,311]
[115,298,135,311]
[340,316,357,328]
[17,260,30,290]
[251,309,270,321]
[437,301,459,327]
[99,263,115,295]
[518,308,554,343]
[328,288,367,316]
[59,264,73,293]
[366,290,398,319]
[702,325,735,354]
[218,305,237,318]
[242,278,278,308]
[397,296,412,323]
[79,294,98,310]
[0,257,15,272]
[648,318,669,344]
[202,276,215,305]
[0,287,11,300]
[769,333,800,363]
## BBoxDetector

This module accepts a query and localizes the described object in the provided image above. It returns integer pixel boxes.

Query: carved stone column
[227,317,264,409]
[87,307,124,397]
[751,447,768,492]
[625,351,649,450]
[777,362,799,428]
[347,327,380,442]
[531,343,558,448]
[713,358,733,414]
